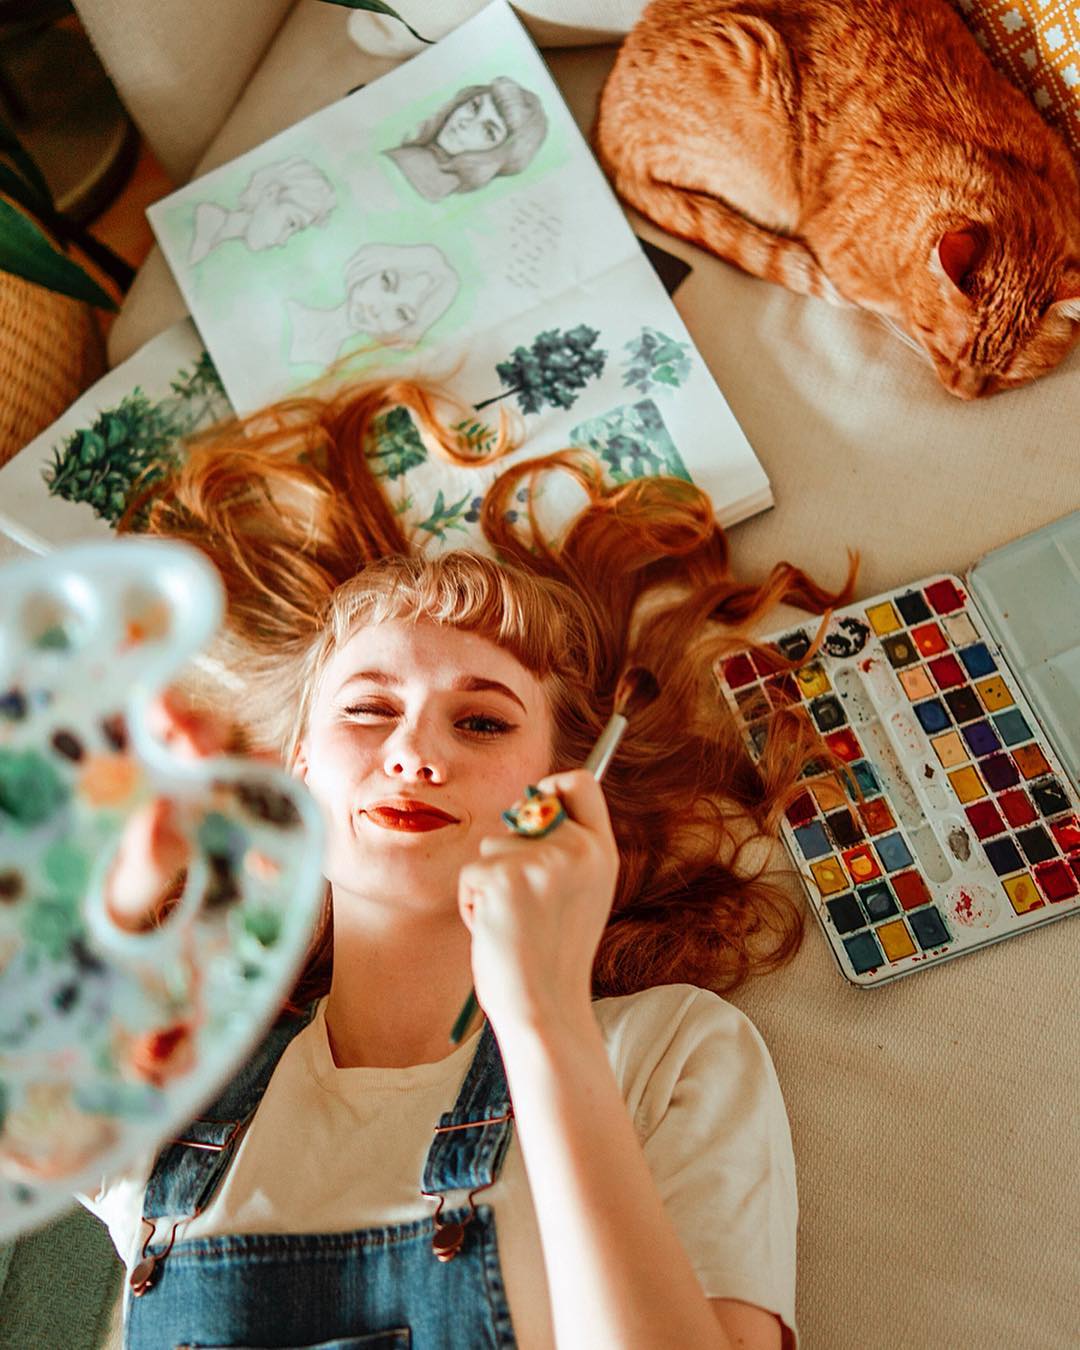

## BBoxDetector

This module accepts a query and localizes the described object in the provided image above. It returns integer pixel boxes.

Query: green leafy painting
[367,405,429,480]
[570,398,692,485]
[42,352,230,527]
[621,327,692,396]
[476,324,607,415]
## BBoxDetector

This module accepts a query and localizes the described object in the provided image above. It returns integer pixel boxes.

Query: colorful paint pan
[717,537,1080,989]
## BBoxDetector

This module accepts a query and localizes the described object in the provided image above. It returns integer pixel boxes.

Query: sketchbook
[0,2,771,557]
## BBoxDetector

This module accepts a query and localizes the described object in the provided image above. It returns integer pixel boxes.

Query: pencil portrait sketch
[384,77,548,202]
[188,157,337,264]
[285,242,460,368]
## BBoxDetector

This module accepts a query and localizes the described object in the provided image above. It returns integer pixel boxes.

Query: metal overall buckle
[129,1117,241,1295]
[420,1106,514,1262]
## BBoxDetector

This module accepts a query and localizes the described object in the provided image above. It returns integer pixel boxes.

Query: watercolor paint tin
[720,511,1080,988]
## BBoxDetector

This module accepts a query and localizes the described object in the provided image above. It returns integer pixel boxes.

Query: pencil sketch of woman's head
[384,76,548,202]
[286,242,460,369]
[189,157,337,264]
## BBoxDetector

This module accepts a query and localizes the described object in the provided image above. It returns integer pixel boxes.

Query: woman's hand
[457,769,619,1038]
[103,690,230,932]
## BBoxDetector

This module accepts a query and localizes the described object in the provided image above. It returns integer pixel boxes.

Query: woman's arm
[498,1004,752,1350]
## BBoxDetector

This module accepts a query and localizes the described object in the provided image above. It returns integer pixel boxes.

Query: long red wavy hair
[126,374,855,1005]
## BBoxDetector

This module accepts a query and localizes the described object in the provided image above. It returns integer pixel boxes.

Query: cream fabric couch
[55,3,1080,1347]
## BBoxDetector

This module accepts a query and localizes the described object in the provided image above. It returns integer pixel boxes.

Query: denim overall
[124,1002,519,1349]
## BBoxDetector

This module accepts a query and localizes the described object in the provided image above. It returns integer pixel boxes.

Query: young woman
[81,375,853,1350]
[385,76,549,201]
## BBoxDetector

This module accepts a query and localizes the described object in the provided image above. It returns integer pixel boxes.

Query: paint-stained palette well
[720,575,1080,987]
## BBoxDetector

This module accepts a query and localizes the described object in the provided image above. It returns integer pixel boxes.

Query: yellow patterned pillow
[958,1,1080,159]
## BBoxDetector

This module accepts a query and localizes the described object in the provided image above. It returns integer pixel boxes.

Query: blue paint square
[846,760,880,798]
[958,643,996,678]
[914,699,950,734]
[993,708,1031,746]
[983,835,1023,875]
[794,821,831,860]
[859,881,898,921]
[843,930,884,974]
[826,894,864,934]
[876,832,914,872]
[961,719,1001,758]
[909,906,950,950]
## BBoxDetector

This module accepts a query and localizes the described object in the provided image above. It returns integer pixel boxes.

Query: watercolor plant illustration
[43,352,231,527]
[570,398,692,485]
[621,327,692,396]
[475,324,606,414]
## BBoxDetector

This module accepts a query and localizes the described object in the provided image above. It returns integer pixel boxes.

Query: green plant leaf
[0,116,55,215]
[0,160,55,226]
[0,198,116,310]
[316,0,431,44]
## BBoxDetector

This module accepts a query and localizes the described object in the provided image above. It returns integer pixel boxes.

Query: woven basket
[0,269,107,470]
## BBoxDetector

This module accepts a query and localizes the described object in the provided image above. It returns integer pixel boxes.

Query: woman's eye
[468,98,481,114]
[457,715,513,737]
[484,121,499,143]
[396,305,415,326]
[343,703,394,719]
[380,270,394,291]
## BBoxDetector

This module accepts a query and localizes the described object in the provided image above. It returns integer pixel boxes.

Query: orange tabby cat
[595,0,1080,398]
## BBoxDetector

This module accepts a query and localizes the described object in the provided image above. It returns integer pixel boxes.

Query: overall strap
[142,1000,320,1222]
[421,1016,514,1195]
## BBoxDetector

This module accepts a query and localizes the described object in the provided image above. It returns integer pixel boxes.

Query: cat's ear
[932,225,988,297]
[1051,262,1080,321]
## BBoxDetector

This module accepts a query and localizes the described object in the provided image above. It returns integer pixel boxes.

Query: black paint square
[1016,825,1056,864]
[826,894,865,934]
[810,695,847,732]
[895,591,932,625]
[1032,779,1071,818]
[943,686,982,724]
[826,809,864,848]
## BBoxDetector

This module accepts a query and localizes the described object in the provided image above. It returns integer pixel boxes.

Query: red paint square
[911,622,948,657]
[842,843,882,884]
[785,792,816,827]
[928,654,966,689]
[765,672,799,707]
[998,789,1037,828]
[751,646,783,678]
[1034,860,1079,903]
[723,653,757,688]
[859,797,896,836]
[892,870,931,911]
[826,728,861,763]
[1072,858,1080,883]
[925,579,965,615]
[1050,817,1080,853]
[964,800,1006,840]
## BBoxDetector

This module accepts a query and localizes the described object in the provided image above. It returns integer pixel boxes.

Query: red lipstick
[363,798,459,833]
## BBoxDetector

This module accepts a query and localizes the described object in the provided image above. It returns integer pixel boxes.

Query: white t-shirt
[80,983,799,1349]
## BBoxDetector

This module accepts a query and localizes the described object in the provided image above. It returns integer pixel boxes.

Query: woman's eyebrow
[338,670,527,714]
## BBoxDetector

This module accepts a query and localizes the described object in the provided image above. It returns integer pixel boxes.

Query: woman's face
[296,618,553,905]
[435,91,508,156]
[347,267,433,336]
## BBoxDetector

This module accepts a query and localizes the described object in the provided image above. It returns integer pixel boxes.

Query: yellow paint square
[976,676,1014,712]
[810,856,848,896]
[877,920,916,961]
[948,765,986,803]
[1003,873,1044,915]
[932,731,968,769]
[899,666,935,701]
[795,663,830,699]
[865,602,901,636]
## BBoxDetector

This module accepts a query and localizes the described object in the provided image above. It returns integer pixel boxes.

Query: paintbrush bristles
[613,664,661,720]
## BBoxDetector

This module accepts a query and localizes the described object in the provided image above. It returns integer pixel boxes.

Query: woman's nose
[382,726,445,783]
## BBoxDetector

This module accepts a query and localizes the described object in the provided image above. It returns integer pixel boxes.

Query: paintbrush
[449,665,661,1044]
